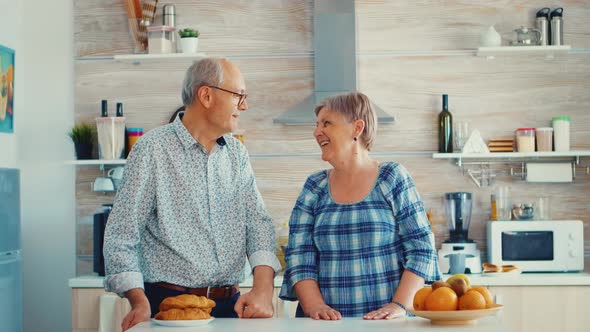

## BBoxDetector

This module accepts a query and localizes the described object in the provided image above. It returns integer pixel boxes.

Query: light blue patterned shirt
[104,114,281,295]
[279,162,441,316]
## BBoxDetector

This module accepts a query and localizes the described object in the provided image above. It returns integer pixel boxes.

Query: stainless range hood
[274,0,394,125]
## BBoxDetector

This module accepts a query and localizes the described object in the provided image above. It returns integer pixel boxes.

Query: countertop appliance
[93,204,113,276]
[438,192,482,274]
[487,220,584,272]
[0,168,23,331]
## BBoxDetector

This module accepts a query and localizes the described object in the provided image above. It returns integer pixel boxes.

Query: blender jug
[444,192,473,243]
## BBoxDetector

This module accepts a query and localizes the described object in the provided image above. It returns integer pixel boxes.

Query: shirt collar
[173,112,227,150]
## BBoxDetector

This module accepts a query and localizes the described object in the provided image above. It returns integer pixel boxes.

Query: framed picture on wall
[0,45,15,134]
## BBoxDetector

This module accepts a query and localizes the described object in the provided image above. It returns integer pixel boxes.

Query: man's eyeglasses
[208,86,247,107]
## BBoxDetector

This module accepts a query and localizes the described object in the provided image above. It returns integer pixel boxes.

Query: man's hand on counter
[122,288,151,331]
[235,265,275,318]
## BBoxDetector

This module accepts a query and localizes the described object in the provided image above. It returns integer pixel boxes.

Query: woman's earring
[353,136,358,141]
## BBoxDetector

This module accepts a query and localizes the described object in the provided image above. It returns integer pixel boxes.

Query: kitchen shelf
[67,159,127,166]
[357,47,590,58]
[75,52,313,62]
[66,151,434,166]
[433,150,590,160]
[64,151,436,167]
[476,45,571,58]
[113,52,207,64]
[433,151,590,187]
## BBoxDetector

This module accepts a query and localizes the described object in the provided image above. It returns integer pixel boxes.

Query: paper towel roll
[526,163,573,182]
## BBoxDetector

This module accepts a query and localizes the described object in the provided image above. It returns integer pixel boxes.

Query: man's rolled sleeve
[104,271,144,296]
[102,141,155,295]
[240,149,281,274]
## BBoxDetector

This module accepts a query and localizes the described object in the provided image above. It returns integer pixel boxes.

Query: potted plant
[179,28,199,53]
[68,122,95,160]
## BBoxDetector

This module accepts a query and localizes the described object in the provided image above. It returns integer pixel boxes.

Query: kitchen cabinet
[489,285,590,332]
[71,288,130,332]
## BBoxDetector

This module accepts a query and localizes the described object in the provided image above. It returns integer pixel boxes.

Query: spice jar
[515,128,535,152]
[552,116,570,152]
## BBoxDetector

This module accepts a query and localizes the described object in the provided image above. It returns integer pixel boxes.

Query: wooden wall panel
[359,54,590,152]
[356,0,590,51]
[75,1,590,274]
[75,0,313,56]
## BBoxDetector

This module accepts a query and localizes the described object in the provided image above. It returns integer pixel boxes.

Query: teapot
[512,26,542,46]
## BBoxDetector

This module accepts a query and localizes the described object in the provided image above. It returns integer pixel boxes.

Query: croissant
[159,294,216,312]
[155,308,210,320]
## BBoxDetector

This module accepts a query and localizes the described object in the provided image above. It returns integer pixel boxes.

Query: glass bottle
[490,194,498,221]
[438,94,453,153]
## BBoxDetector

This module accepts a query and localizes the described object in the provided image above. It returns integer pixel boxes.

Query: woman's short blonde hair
[314,92,378,151]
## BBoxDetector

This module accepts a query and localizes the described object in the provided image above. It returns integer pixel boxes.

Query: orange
[458,290,486,310]
[424,287,458,311]
[470,286,494,307]
[412,287,433,310]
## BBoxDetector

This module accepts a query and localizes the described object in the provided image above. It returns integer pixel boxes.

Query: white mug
[107,166,125,190]
[93,176,115,192]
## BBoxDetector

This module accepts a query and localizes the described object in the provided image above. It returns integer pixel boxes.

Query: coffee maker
[93,204,112,276]
[438,192,482,274]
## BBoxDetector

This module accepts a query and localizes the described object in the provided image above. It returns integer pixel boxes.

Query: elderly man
[103,57,281,330]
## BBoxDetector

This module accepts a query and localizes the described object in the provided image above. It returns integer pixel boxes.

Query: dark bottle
[438,94,453,153]
[101,100,108,117]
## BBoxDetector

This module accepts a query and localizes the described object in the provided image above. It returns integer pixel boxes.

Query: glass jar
[552,116,570,152]
[127,127,143,153]
[515,128,535,152]
[535,127,553,151]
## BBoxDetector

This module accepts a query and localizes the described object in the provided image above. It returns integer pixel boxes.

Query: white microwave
[487,220,584,272]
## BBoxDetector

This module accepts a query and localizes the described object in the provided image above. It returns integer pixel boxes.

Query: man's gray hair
[314,92,378,151]
[181,57,226,106]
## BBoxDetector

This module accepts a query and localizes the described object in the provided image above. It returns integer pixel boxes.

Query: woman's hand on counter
[363,302,406,320]
[306,304,342,320]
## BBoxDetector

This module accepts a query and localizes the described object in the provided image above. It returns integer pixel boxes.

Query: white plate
[152,317,214,327]
[481,269,522,277]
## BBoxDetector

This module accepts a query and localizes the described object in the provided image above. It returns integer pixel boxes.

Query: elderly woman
[279,92,441,320]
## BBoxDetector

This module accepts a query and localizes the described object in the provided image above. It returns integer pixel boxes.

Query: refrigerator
[0,168,23,332]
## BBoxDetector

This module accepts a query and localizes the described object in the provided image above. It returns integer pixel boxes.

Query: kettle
[512,26,542,46]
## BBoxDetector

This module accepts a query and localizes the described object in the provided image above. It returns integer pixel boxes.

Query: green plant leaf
[68,123,96,145]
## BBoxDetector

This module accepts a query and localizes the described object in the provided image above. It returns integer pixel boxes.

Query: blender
[438,192,482,274]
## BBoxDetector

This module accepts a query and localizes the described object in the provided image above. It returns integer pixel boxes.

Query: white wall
[0,0,19,167]
[12,0,76,331]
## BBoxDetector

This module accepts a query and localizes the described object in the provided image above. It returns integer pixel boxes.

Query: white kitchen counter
[128,317,509,332]
[69,271,590,289]
[68,275,284,288]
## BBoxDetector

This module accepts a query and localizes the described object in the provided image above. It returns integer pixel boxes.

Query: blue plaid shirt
[279,162,441,316]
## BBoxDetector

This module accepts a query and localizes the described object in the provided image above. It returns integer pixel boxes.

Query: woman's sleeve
[279,176,320,301]
[385,164,442,283]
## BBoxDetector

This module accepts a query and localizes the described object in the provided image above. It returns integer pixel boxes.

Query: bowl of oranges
[408,274,503,325]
